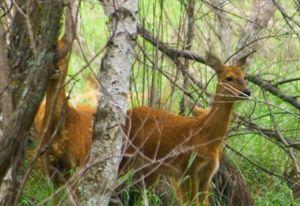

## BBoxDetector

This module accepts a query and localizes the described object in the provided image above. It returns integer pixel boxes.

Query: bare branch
[273,77,300,86]
[207,0,232,57]
[137,25,206,64]
[234,114,300,151]
[232,0,276,62]
[248,75,300,111]
[138,25,300,112]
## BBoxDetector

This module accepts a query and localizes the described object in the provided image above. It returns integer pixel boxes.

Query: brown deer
[120,52,252,205]
[34,19,95,183]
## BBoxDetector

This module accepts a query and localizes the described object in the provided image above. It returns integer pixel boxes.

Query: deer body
[121,52,252,205]
[35,38,95,182]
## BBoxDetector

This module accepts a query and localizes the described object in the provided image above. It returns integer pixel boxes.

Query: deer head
[205,52,252,101]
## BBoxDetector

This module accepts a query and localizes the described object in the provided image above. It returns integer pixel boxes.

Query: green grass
[20,170,60,206]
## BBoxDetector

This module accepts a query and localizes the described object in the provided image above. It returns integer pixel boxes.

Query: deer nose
[242,89,251,97]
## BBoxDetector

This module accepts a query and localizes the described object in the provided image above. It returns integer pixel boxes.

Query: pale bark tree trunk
[232,0,276,62]
[78,0,138,205]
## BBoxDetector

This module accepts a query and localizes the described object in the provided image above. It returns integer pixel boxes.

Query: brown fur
[34,39,95,182]
[120,53,252,206]
[192,106,254,206]
[192,106,211,117]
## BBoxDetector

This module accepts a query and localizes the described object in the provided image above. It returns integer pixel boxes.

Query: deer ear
[205,52,223,73]
[236,50,256,68]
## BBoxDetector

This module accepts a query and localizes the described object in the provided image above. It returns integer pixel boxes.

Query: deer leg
[144,171,160,189]
[178,174,200,205]
[197,159,219,206]
[191,174,200,205]
[168,176,186,205]
[197,176,211,206]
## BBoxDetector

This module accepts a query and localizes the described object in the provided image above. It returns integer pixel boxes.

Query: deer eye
[244,76,247,80]
[226,76,233,82]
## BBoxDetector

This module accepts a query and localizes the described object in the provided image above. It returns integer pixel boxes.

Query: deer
[34,9,95,184]
[120,52,252,206]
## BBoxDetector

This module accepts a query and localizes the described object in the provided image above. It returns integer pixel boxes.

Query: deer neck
[43,61,68,130]
[198,83,234,149]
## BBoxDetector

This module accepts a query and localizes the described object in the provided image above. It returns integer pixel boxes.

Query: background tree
[0,15,14,205]
[78,0,138,205]
[0,1,64,205]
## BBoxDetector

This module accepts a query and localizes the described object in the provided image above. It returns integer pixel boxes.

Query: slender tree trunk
[78,1,138,205]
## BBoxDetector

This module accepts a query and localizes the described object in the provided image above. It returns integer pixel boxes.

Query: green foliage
[20,170,62,206]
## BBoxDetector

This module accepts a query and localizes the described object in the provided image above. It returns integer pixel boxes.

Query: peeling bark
[78,1,138,205]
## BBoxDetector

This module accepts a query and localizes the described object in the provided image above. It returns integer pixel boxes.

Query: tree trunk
[0,17,14,205]
[78,1,138,205]
[0,0,64,185]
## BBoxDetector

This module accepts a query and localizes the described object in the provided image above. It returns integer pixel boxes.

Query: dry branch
[208,0,232,57]
[137,25,205,64]
[248,75,300,111]
[271,0,300,40]
[273,77,300,86]
[138,25,300,112]
[226,144,293,184]
[138,25,206,92]
[235,115,300,151]
[232,0,276,62]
